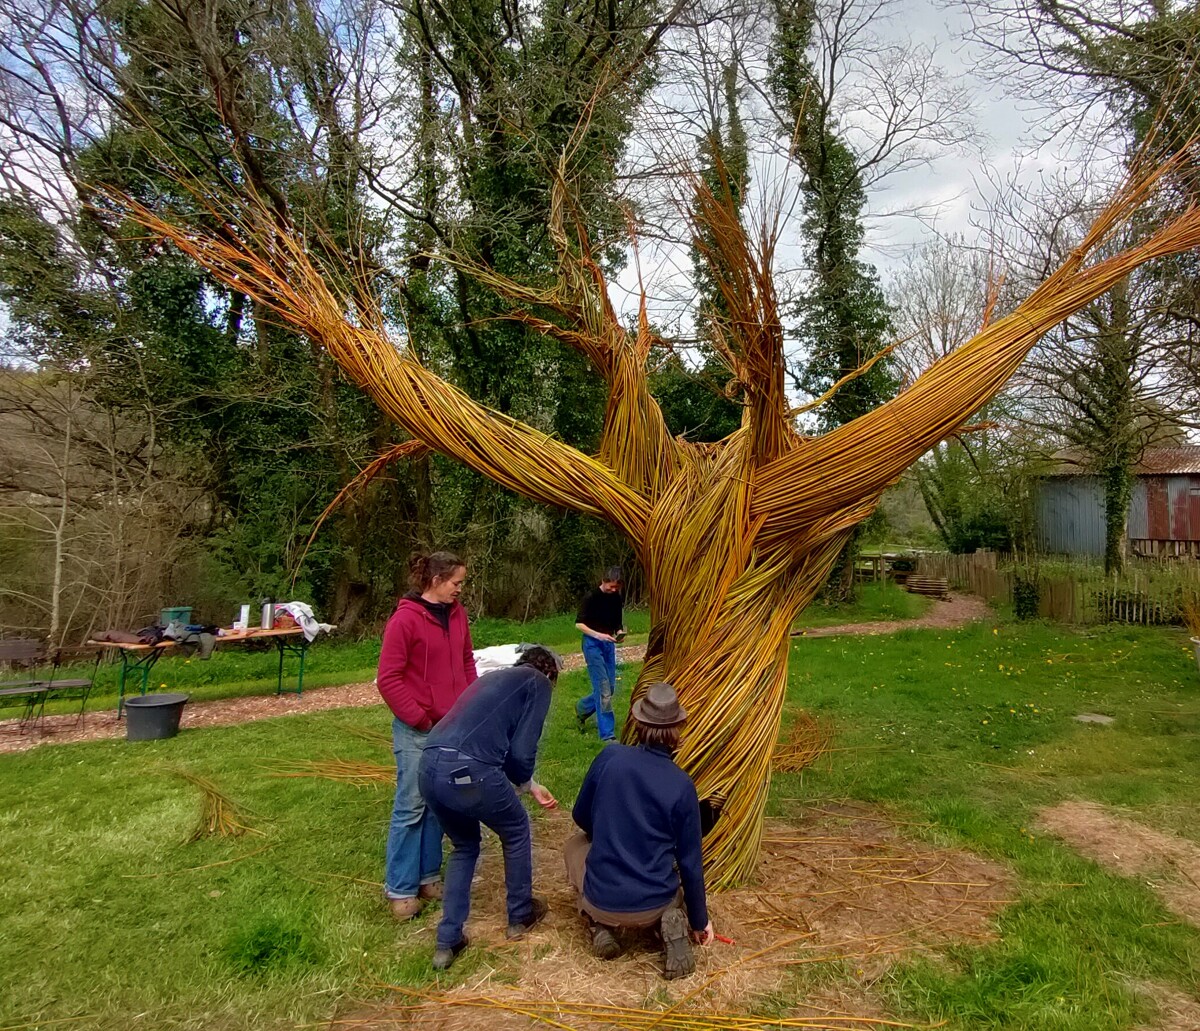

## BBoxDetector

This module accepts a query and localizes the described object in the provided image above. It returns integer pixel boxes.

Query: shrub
[1011,568,1041,620]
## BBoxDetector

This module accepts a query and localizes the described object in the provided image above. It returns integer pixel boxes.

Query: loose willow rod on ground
[172,768,262,841]
[381,985,945,1031]
[261,759,393,785]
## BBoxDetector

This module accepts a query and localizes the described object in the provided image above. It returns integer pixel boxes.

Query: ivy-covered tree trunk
[1102,462,1134,576]
[769,0,897,602]
[1097,278,1137,575]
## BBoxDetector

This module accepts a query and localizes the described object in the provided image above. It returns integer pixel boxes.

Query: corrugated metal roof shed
[1045,445,1200,477]
[1037,478,1106,554]
[1039,465,1200,551]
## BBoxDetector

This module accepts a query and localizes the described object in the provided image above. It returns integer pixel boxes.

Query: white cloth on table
[277,601,334,642]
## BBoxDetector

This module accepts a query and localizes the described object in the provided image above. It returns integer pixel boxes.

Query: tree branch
[124,192,652,542]
[752,163,1200,546]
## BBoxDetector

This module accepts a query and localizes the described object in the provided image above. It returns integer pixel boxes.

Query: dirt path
[792,591,992,638]
[1,593,991,754]
[0,644,646,754]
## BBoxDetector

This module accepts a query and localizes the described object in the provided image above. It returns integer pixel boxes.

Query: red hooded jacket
[377,596,478,731]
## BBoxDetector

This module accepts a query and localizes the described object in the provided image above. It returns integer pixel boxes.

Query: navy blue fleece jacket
[572,743,708,931]
[423,664,551,786]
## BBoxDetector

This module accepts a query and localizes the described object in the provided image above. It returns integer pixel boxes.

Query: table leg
[274,637,308,697]
[117,649,163,718]
[117,652,131,718]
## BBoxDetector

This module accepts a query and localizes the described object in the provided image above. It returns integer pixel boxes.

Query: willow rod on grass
[124,138,1200,887]
[379,985,943,1030]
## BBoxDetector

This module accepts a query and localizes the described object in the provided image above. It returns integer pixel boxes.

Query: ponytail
[408,550,465,592]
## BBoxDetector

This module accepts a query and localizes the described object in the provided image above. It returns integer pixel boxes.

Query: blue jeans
[384,718,444,899]
[418,748,534,950]
[576,636,617,740]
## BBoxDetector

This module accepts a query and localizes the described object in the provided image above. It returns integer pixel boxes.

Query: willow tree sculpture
[131,151,1200,886]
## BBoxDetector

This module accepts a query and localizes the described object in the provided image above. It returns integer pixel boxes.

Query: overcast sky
[610,0,1109,330]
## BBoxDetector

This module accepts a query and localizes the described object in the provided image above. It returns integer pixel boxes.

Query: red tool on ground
[713,932,736,945]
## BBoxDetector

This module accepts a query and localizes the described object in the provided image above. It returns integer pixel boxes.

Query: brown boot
[389,896,422,921]
[418,881,443,901]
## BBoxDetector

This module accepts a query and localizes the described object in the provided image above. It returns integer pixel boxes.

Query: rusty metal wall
[1130,475,1200,542]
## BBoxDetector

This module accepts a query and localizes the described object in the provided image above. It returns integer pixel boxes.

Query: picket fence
[914,552,1200,627]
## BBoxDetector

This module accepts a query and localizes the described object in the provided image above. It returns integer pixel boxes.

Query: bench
[0,639,100,730]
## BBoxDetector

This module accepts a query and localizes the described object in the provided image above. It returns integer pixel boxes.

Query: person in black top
[574,565,626,741]
[418,646,561,970]
[564,681,715,979]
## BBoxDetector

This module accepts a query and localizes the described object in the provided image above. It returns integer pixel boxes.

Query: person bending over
[418,645,561,970]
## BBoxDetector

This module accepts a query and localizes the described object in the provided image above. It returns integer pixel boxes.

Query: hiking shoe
[590,923,622,960]
[418,881,443,901]
[576,710,590,734]
[506,896,549,939]
[660,906,695,980]
[388,896,422,921]
[431,936,468,971]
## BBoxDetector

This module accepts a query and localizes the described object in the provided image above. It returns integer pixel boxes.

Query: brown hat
[631,682,687,727]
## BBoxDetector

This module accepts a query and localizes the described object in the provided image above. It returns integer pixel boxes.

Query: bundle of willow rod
[773,713,833,773]
[174,769,262,841]
[1182,592,1200,637]
[262,759,393,786]
[125,136,1200,888]
[381,986,939,1031]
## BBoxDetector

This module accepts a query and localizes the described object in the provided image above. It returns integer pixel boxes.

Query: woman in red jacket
[378,550,479,920]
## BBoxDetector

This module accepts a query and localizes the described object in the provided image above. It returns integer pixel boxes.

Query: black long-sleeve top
[575,587,624,636]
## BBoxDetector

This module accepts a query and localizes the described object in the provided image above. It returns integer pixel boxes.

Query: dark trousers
[418,748,534,949]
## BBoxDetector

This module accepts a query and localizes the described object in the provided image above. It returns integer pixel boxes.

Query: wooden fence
[915,552,1200,627]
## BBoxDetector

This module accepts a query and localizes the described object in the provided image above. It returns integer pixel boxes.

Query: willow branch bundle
[121,138,1200,887]
[174,769,262,841]
[773,713,834,773]
[1181,593,1200,637]
[339,725,394,748]
[262,759,393,786]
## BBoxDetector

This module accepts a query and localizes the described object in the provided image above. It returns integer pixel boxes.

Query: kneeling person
[565,681,713,979]
[419,646,561,971]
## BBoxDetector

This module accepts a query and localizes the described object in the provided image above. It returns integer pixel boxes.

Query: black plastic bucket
[125,692,190,741]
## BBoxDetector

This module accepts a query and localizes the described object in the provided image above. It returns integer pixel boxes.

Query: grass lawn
[793,580,932,628]
[3,614,1199,1029]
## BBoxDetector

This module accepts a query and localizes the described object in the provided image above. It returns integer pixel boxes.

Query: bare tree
[987,176,1198,572]
[889,236,1049,553]
[0,357,204,643]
